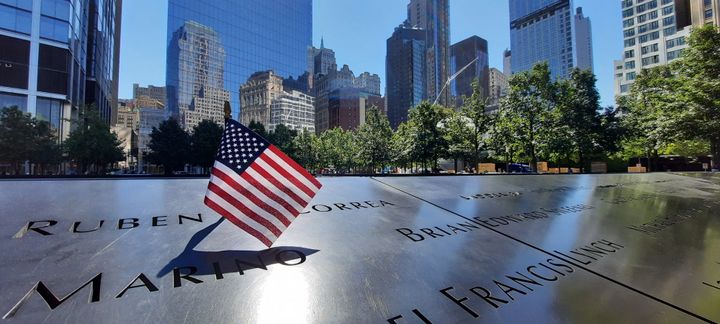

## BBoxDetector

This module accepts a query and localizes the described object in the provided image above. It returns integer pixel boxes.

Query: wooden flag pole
[223,101,232,121]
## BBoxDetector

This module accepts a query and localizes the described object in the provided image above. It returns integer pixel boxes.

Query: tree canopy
[147,118,191,175]
[64,106,124,174]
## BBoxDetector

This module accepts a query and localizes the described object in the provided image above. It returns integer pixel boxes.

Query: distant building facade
[354,72,382,95]
[0,0,122,140]
[386,22,427,129]
[133,84,166,106]
[183,86,230,131]
[327,88,385,131]
[489,68,509,106]
[690,0,719,26]
[450,36,490,108]
[509,0,577,79]
[575,7,594,72]
[269,90,315,133]
[313,63,380,133]
[137,108,165,172]
[166,0,312,120]
[239,71,284,127]
[116,100,138,129]
[503,49,512,76]
[614,0,694,96]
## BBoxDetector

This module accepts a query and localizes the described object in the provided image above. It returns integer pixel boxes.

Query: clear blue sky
[118,0,622,107]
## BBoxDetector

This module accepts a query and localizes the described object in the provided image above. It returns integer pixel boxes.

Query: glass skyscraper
[408,0,450,106]
[166,0,312,121]
[386,22,427,129]
[0,0,121,138]
[449,35,489,108]
[509,0,576,79]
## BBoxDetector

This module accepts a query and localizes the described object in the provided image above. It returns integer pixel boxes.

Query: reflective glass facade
[166,0,312,120]
[0,0,121,138]
[408,0,450,106]
[450,35,489,108]
[386,23,427,129]
[509,0,576,79]
[510,0,565,21]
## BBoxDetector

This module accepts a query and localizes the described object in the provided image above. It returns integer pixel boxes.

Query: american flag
[204,119,322,247]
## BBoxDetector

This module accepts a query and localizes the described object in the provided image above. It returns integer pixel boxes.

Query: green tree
[65,106,124,174]
[0,107,38,174]
[488,106,518,165]
[408,101,449,172]
[673,25,720,170]
[390,121,416,172]
[147,118,190,175]
[317,127,356,174]
[268,124,298,156]
[248,120,268,139]
[461,80,493,172]
[190,120,223,172]
[31,120,63,175]
[620,66,679,171]
[550,69,611,171]
[500,62,555,171]
[292,129,318,171]
[443,110,473,172]
[355,107,393,173]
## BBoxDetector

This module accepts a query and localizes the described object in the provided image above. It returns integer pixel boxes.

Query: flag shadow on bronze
[156,217,319,278]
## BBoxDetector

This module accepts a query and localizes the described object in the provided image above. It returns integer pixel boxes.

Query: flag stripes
[203,118,321,247]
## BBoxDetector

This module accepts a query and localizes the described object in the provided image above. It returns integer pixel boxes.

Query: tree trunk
[711,137,720,171]
[530,145,537,172]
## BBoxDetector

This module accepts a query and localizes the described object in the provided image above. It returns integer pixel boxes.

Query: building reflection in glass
[166,0,312,124]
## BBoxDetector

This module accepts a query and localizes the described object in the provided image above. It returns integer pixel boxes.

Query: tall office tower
[509,0,576,79]
[386,22,427,129]
[449,36,490,108]
[239,71,284,127]
[167,0,312,120]
[269,90,315,133]
[574,7,594,72]
[690,0,719,26]
[306,39,336,91]
[408,0,450,106]
[614,0,693,96]
[489,67,509,106]
[312,39,337,77]
[354,72,382,95]
[503,49,512,77]
[0,0,121,139]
